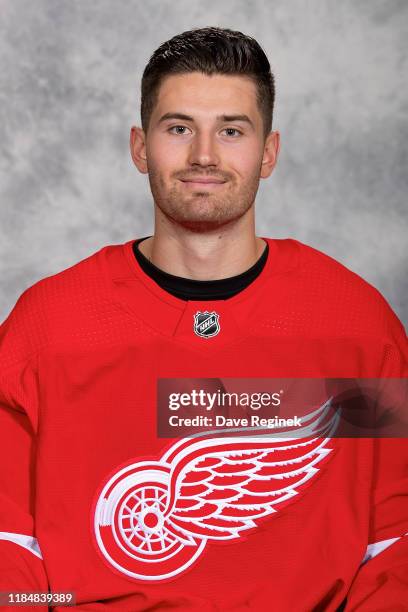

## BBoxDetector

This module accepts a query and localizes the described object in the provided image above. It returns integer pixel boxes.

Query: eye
[222,127,242,137]
[168,125,191,135]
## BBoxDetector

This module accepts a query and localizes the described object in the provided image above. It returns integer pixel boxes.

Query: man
[0,27,407,611]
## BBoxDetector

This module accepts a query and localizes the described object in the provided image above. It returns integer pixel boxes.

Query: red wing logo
[93,399,339,582]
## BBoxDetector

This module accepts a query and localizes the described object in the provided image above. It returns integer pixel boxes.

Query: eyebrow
[158,112,255,129]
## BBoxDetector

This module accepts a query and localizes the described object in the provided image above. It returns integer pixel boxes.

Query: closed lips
[180,178,226,183]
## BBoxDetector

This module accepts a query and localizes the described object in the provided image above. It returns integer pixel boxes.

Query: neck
[138,207,265,280]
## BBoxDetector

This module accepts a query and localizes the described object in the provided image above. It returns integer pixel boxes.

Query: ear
[130,126,148,174]
[260,130,280,179]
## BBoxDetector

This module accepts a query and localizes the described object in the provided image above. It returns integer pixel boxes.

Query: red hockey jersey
[0,237,407,611]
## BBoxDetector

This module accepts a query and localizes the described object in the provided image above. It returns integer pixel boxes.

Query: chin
[168,210,244,233]
[173,219,235,233]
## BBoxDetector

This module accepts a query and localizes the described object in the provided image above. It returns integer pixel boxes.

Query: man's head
[130,27,280,233]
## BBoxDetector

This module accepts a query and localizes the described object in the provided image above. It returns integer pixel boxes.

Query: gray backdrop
[1,0,407,326]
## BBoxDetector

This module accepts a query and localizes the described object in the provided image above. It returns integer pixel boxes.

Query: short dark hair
[141,27,275,138]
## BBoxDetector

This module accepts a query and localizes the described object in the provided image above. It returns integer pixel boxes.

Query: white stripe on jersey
[0,531,43,559]
[362,532,408,564]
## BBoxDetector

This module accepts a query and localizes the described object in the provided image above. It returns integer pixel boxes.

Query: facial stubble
[147,167,262,233]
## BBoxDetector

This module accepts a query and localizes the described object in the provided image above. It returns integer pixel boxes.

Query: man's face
[133,72,279,232]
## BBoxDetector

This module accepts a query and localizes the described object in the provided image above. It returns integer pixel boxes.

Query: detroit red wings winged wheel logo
[93,399,339,581]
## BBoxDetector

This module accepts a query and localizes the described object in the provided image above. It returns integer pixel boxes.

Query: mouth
[179,178,227,189]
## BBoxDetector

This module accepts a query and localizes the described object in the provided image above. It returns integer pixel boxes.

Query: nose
[187,132,220,167]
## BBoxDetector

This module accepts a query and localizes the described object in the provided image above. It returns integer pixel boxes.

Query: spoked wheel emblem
[94,464,205,581]
[118,485,171,553]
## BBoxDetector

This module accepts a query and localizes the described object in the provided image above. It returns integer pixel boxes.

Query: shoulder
[297,240,397,309]
[0,244,111,367]
[265,237,406,343]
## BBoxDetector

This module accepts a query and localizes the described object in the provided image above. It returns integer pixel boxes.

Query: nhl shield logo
[193,311,220,338]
